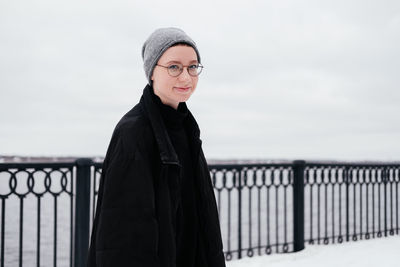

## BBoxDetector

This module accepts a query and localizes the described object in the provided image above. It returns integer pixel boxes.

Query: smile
[175,87,191,92]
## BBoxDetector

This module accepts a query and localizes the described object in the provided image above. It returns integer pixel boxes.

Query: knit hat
[141,27,201,85]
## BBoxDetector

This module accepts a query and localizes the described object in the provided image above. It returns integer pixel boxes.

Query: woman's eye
[168,65,180,70]
[188,65,198,69]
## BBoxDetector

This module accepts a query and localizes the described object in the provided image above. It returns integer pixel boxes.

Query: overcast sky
[1,0,399,161]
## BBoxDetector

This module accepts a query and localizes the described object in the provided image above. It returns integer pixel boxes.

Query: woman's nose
[177,67,191,81]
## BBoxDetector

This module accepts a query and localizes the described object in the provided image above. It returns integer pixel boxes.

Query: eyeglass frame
[155,62,204,77]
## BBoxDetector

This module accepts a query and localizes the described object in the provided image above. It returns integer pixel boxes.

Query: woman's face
[151,45,199,109]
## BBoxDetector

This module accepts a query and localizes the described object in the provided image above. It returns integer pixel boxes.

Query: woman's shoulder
[115,103,148,132]
[107,103,155,160]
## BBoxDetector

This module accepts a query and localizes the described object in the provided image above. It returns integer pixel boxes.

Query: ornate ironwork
[0,160,399,266]
[0,162,74,267]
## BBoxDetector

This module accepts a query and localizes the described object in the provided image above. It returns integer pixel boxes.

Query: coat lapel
[140,84,203,166]
[140,84,179,165]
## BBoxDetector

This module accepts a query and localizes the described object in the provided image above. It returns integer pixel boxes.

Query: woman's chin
[176,95,191,103]
[173,89,194,101]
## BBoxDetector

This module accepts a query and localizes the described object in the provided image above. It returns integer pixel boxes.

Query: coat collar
[139,84,202,165]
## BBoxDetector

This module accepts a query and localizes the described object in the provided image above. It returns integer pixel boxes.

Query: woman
[87,27,226,267]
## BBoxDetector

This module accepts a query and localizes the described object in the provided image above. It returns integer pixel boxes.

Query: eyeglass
[156,63,204,77]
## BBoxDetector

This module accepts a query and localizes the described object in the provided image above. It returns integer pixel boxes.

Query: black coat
[87,84,226,267]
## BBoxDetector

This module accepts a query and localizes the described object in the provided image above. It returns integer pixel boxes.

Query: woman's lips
[175,87,190,91]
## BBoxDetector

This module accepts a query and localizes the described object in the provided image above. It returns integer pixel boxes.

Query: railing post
[237,168,243,259]
[293,160,305,252]
[345,167,350,242]
[74,158,93,267]
[383,167,388,237]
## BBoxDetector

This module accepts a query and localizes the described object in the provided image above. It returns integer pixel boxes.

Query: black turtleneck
[150,88,199,267]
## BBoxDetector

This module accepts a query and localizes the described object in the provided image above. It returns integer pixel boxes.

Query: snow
[226,235,400,267]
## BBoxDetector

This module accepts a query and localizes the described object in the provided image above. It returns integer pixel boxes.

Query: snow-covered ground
[226,235,400,267]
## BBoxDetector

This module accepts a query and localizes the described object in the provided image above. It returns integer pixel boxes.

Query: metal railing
[304,163,400,244]
[0,159,399,266]
[0,162,76,267]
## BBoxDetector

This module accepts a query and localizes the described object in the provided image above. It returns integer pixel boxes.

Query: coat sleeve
[87,127,160,267]
[199,148,226,267]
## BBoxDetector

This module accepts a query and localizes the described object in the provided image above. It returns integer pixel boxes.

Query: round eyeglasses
[156,63,204,77]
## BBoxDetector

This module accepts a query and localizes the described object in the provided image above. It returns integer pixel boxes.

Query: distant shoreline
[1,155,399,165]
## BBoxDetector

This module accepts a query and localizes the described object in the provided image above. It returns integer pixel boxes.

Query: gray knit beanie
[141,27,201,85]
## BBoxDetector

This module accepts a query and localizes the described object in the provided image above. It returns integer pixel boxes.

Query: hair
[170,42,199,63]
[171,42,193,47]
